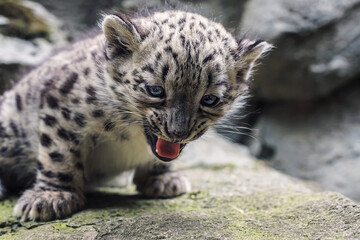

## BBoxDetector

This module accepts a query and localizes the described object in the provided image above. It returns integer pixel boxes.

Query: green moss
[0,192,358,239]
[0,0,50,40]
[0,198,15,224]
[0,163,358,239]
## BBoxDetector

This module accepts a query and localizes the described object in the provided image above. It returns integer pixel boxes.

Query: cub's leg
[133,162,191,198]
[13,116,86,221]
[0,119,38,198]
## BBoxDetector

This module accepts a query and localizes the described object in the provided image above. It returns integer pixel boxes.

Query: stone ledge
[0,133,359,239]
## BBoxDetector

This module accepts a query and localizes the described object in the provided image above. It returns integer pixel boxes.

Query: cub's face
[102,11,271,161]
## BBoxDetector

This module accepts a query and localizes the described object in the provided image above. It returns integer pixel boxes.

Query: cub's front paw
[13,189,84,221]
[135,171,191,198]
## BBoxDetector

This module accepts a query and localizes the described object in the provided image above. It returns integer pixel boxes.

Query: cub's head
[101,11,272,162]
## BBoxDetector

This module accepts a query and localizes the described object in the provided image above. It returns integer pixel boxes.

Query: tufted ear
[235,39,273,83]
[102,14,143,58]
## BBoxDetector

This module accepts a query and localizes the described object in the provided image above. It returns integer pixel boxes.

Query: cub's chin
[143,124,186,162]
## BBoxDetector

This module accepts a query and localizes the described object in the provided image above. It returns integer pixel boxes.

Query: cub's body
[0,10,271,221]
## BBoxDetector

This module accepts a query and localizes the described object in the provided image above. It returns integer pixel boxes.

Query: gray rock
[240,0,360,100]
[1,133,360,239]
[251,81,360,200]
[32,0,124,38]
[0,0,68,93]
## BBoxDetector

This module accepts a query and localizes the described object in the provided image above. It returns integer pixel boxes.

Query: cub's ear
[235,39,273,83]
[102,14,144,58]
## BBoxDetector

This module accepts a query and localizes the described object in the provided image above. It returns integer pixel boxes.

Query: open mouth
[143,124,186,162]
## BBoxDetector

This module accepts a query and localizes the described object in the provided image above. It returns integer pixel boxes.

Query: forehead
[135,11,238,85]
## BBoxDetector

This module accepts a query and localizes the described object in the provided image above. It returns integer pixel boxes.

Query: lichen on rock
[0,134,359,239]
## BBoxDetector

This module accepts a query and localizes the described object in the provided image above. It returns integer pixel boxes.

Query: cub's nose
[167,127,189,140]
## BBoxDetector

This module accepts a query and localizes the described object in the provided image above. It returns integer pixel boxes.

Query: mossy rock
[0,164,359,239]
[0,0,50,40]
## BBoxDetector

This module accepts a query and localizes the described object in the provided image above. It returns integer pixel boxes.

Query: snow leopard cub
[0,10,271,221]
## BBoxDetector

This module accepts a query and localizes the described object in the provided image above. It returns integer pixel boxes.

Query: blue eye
[201,95,219,107]
[147,86,165,98]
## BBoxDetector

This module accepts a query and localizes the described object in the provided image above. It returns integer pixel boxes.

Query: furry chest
[84,125,154,183]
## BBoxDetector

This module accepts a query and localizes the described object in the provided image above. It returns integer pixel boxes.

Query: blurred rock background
[0,0,359,200]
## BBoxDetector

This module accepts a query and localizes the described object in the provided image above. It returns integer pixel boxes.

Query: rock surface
[1,133,359,239]
[251,81,360,201]
[32,0,246,38]
[240,0,360,100]
[0,0,68,93]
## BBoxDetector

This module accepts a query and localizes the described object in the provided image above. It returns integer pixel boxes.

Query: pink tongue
[156,138,180,159]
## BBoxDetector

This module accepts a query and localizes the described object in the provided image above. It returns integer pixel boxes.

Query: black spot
[42,170,55,178]
[165,32,175,44]
[236,70,245,82]
[202,53,214,64]
[71,98,80,104]
[164,46,173,53]
[103,120,115,131]
[141,64,155,74]
[172,52,178,64]
[57,128,78,144]
[86,86,97,104]
[215,63,221,72]
[70,148,81,158]
[134,76,145,84]
[199,22,206,30]
[132,69,139,76]
[180,34,186,47]
[84,67,90,76]
[15,94,22,111]
[43,115,57,127]
[169,24,176,29]
[162,64,169,82]
[190,22,195,30]
[178,18,186,25]
[114,77,122,84]
[57,173,73,182]
[59,73,78,95]
[92,109,104,118]
[61,107,71,120]
[46,95,59,109]
[215,29,220,38]
[40,133,52,147]
[0,123,9,137]
[0,141,23,158]
[74,113,86,127]
[9,121,19,137]
[36,161,44,170]
[49,151,65,162]
[156,52,162,61]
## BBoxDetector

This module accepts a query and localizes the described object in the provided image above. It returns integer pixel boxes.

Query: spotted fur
[0,10,271,221]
